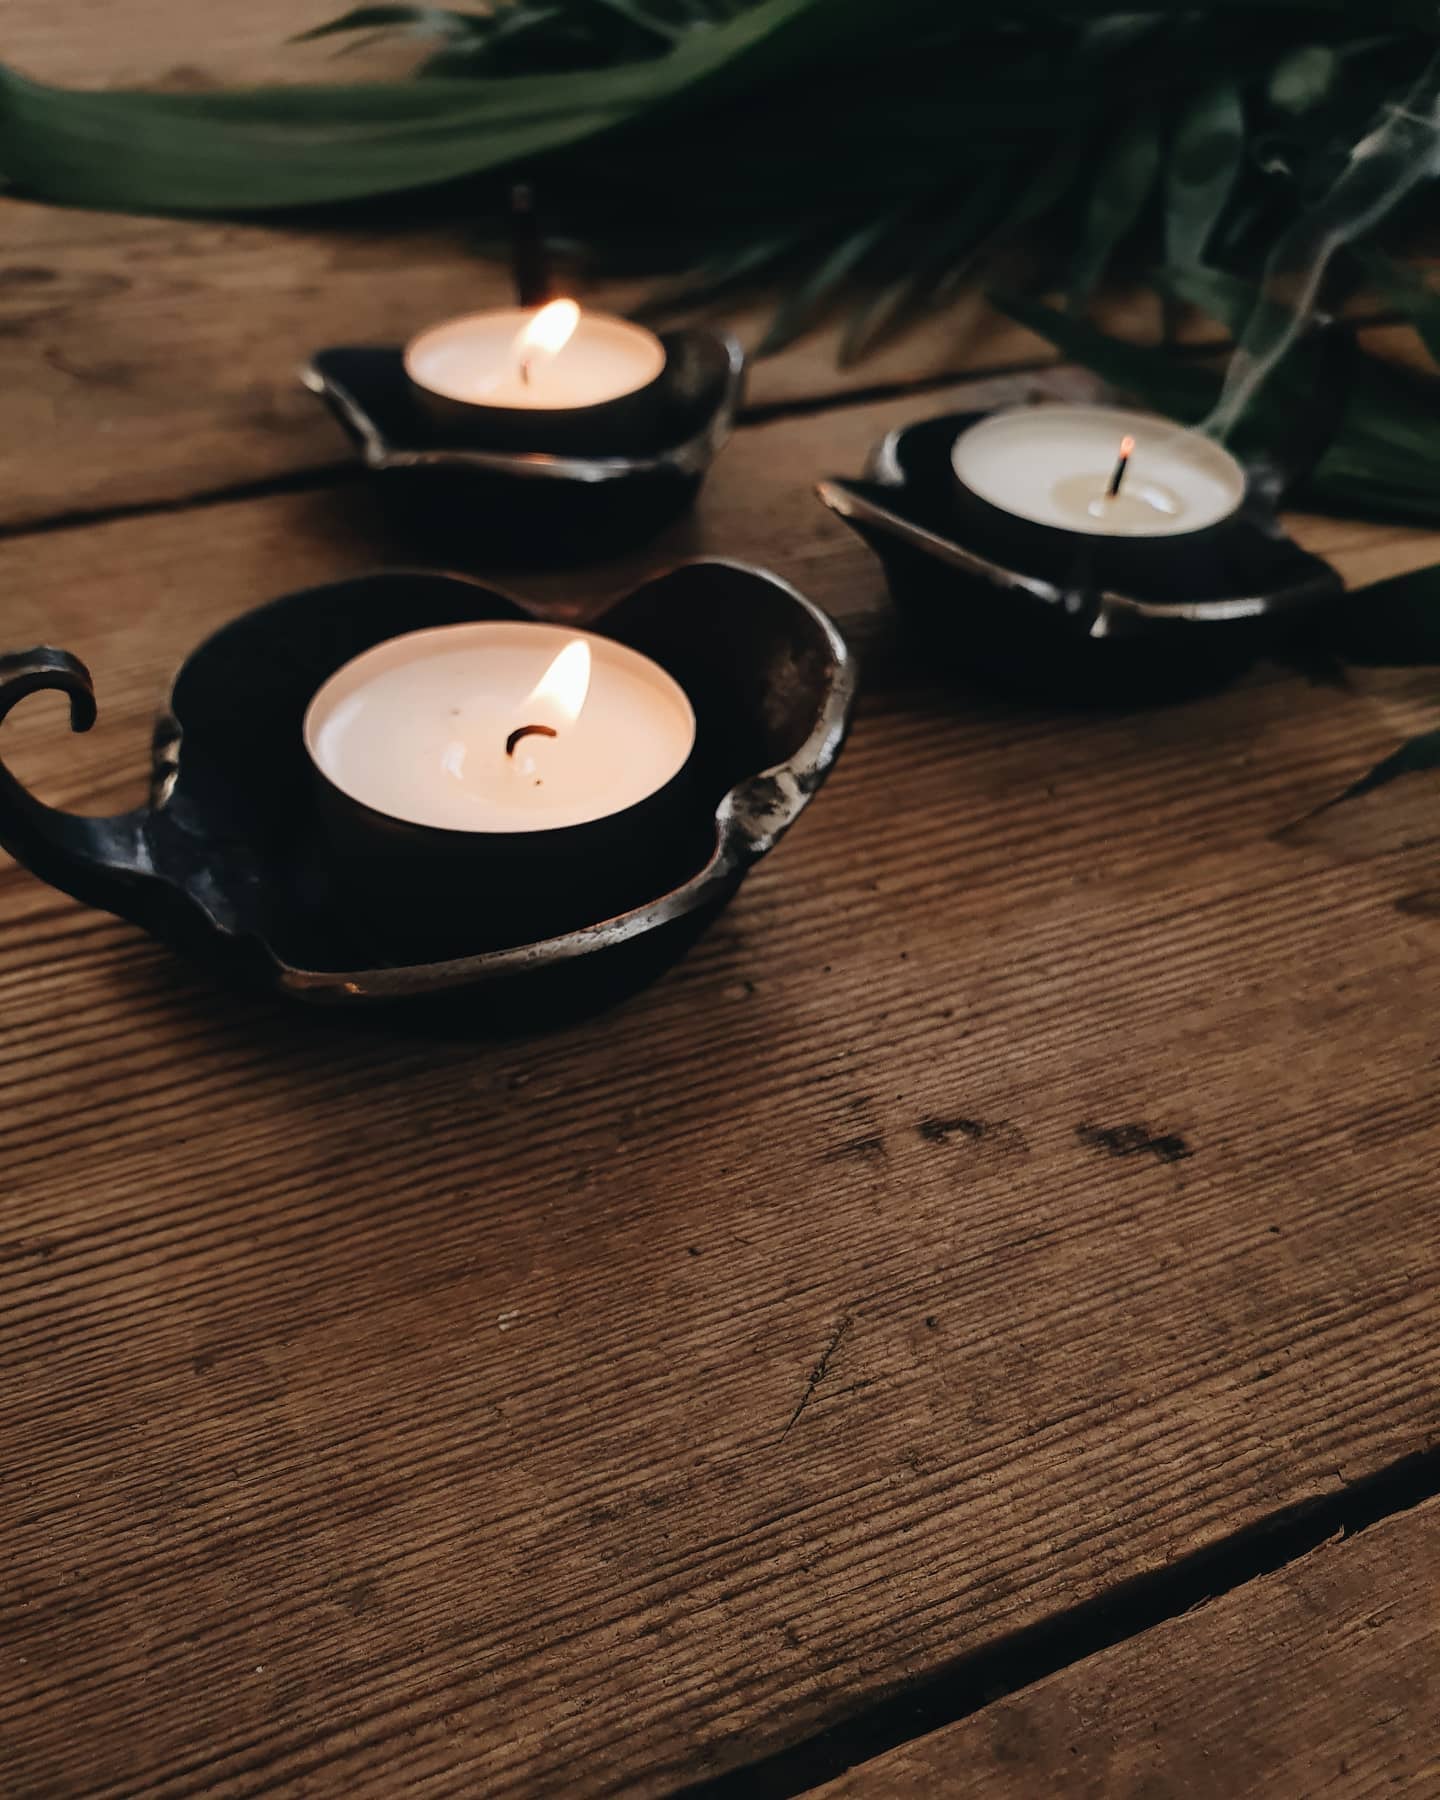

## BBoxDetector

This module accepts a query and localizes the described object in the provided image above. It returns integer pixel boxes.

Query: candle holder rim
[300,328,743,483]
[251,559,852,996]
[825,409,1340,634]
[818,473,1334,631]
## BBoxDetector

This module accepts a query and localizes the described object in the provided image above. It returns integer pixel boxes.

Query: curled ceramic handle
[0,648,98,733]
[0,648,159,920]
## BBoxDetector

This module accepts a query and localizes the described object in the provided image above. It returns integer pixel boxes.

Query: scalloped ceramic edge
[0,561,854,1004]
[302,328,745,485]
[817,414,1342,641]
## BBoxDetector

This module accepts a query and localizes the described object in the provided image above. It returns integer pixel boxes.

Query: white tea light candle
[305,622,695,833]
[405,301,666,411]
[950,405,1246,538]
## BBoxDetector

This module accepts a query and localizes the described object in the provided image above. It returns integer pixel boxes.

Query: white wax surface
[305,623,696,833]
[404,308,666,409]
[950,404,1245,537]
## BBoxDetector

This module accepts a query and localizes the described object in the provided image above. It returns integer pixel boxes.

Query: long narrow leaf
[1166,82,1244,267]
[757,214,897,355]
[1353,247,1440,367]
[1069,113,1162,307]
[992,292,1221,418]
[294,7,486,45]
[1322,727,1440,808]
[0,0,896,210]
[1269,44,1338,113]
[1326,560,1440,665]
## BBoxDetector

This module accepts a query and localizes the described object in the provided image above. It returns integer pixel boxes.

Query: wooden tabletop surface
[3,15,1440,1799]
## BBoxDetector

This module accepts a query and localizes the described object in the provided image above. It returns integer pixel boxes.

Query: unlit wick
[509,181,552,309]
[1106,434,1136,500]
[505,723,557,757]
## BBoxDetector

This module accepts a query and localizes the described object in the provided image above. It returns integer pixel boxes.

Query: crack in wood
[0,461,360,544]
[779,1316,853,1444]
[823,1133,887,1165]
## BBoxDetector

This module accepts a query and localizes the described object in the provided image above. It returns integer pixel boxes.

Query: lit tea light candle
[950,405,1246,538]
[405,299,666,414]
[304,623,695,833]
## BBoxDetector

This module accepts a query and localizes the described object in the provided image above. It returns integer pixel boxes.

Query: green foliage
[1268,43,1338,114]
[1321,724,1440,808]
[1,0,1436,331]
[1003,261,1440,801]
[1166,84,1245,269]
[998,268,1440,529]
[6,2,1440,805]
[1070,113,1162,308]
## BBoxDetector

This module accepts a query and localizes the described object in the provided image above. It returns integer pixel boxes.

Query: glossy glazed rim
[814,413,1342,636]
[279,563,853,996]
[301,327,745,482]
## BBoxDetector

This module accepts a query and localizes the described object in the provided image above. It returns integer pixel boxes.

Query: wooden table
[3,25,1440,1795]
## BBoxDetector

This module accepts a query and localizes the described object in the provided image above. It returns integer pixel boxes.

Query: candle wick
[509,181,553,309]
[519,354,533,388]
[505,723,557,758]
[1107,434,1136,500]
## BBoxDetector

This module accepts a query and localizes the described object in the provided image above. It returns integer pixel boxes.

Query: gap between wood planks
[735,332,1282,427]
[0,330,1290,547]
[0,309,1411,547]
[669,1441,1440,1799]
[0,356,1031,545]
[4,300,1432,1793]
[0,460,361,545]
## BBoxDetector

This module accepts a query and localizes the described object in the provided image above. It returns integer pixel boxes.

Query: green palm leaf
[1166,82,1245,267]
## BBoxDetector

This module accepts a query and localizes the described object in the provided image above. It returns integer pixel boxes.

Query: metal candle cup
[948,403,1249,587]
[404,302,668,456]
[303,621,702,951]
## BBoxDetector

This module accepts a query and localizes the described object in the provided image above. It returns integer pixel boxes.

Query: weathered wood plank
[7,0,416,86]
[817,1494,1440,1798]
[5,182,1431,534]
[0,191,1224,525]
[7,0,1438,543]
[0,200,1208,530]
[0,197,989,524]
[2,378,1439,1796]
[3,366,1437,815]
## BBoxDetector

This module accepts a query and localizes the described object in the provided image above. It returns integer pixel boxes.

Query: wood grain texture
[0,185,1226,530]
[817,1494,1440,1797]
[2,375,1440,1796]
[4,182,1429,534]
[5,0,1435,541]
[6,0,419,86]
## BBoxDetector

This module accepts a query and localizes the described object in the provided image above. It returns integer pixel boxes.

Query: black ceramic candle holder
[304,328,744,564]
[818,411,1344,702]
[0,563,853,1012]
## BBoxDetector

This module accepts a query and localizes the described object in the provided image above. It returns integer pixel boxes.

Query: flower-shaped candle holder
[0,563,852,1013]
[818,410,1343,701]
[304,328,744,563]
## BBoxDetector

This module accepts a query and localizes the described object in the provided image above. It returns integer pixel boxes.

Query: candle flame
[515,298,581,367]
[1119,434,1136,458]
[527,638,591,726]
